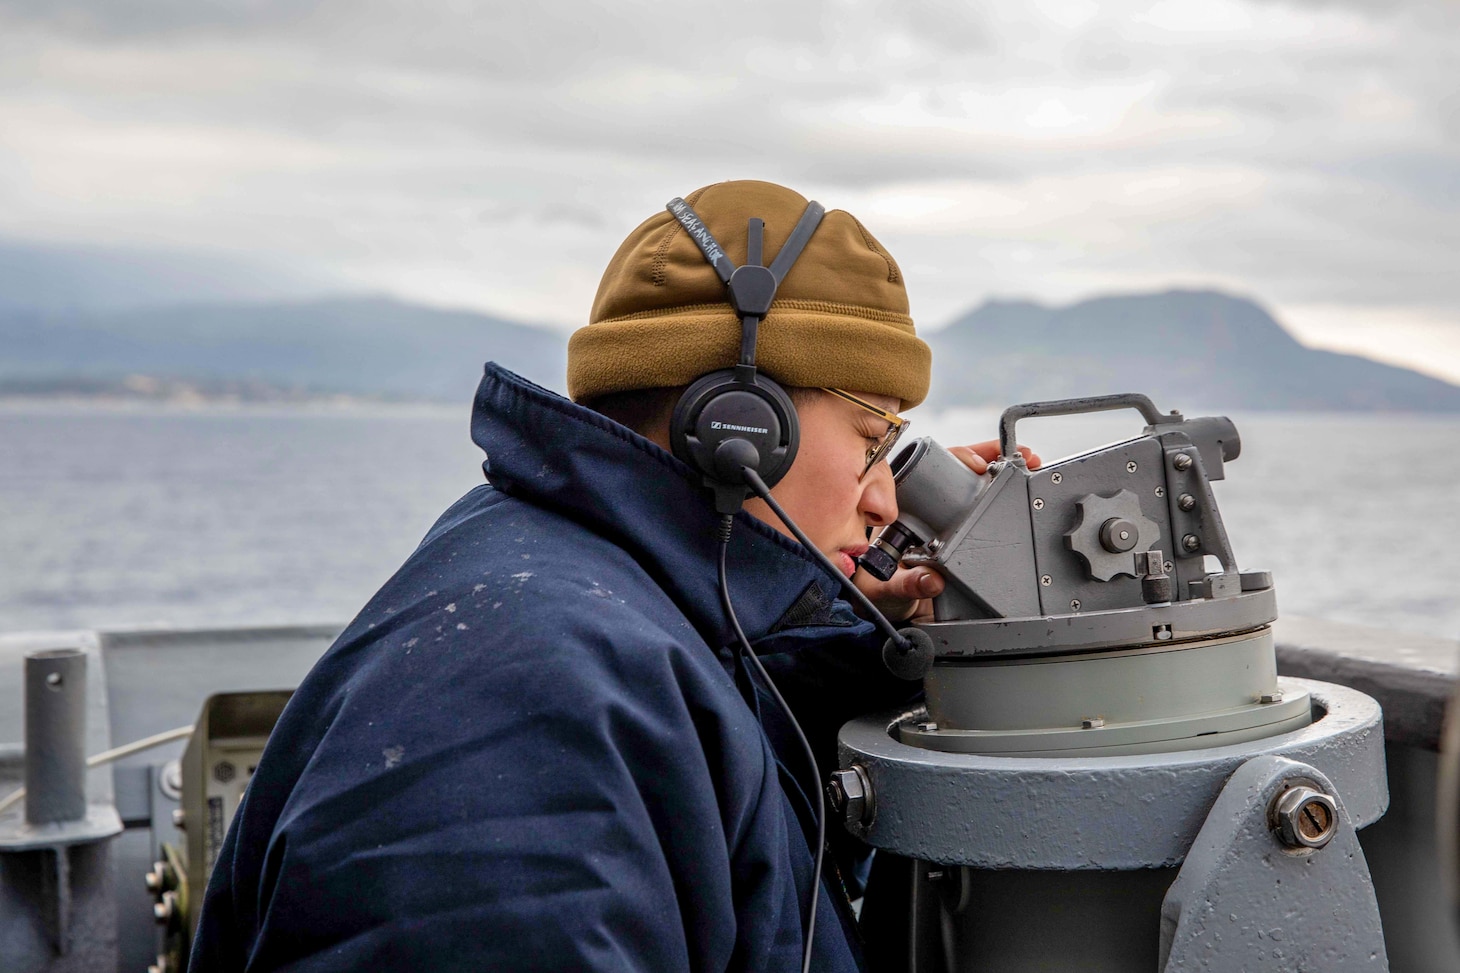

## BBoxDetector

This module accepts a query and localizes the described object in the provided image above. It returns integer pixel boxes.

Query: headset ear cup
[671,372,800,509]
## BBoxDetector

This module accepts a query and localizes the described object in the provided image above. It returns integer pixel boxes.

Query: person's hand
[945,440,1041,475]
[853,439,1041,623]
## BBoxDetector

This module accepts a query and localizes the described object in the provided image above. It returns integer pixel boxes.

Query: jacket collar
[470,364,869,649]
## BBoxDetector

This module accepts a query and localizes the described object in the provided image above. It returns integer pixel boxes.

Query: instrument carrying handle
[998,393,1179,466]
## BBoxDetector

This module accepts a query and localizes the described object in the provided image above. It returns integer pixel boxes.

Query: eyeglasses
[822,388,909,479]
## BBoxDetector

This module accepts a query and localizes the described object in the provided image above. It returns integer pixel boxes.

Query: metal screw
[826,765,874,826]
[1070,599,1081,611]
[1032,498,1044,510]
[1259,690,1284,704]
[171,808,186,830]
[1178,493,1196,512]
[1153,624,1173,641]
[1164,560,1174,572]
[153,890,179,926]
[44,672,63,689]
[1050,472,1062,484]
[1126,461,1138,473]
[925,538,942,554]
[1182,534,1201,553]
[1154,486,1165,497]
[1040,574,1052,587]
[144,860,175,893]
[1081,717,1105,729]
[1272,786,1339,849]
[159,759,183,800]
[1173,453,1193,471]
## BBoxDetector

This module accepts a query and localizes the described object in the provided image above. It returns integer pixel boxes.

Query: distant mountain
[0,239,333,312]
[924,290,1460,412]
[0,297,568,401]
[3,287,1455,412]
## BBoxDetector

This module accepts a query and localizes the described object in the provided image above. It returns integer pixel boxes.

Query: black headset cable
[717,514,825,973]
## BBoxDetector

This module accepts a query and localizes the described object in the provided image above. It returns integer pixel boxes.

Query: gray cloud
[1,0,1457,378]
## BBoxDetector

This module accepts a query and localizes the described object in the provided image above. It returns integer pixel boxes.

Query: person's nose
[858,460,899,527]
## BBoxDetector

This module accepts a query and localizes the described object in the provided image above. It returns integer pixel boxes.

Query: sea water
[2,402,1457,642]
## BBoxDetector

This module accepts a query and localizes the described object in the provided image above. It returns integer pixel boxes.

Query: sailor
[190,179,1033,971]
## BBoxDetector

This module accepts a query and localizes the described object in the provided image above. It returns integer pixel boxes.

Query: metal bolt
[144,860,175,893]
[1032,498,1044,510]
[171,807,186,830]
[1173,453,1193,471]
[1153,624,1173,641]
[1081,717,1105,729]
[1154,486,1165,497]
[1126,461,1138,473]
[1040,574,1052,587]
[1070,599,1081,611]
[1050,472,1062,484]
[1178,493,1196,512]
[153,890,179,927]
[826,765,874,826]
[1182,533,1201,553]
[1259,690,1284,704]
[159,759,183,800]
[1273,786,1339,849]
[925,538,942,554]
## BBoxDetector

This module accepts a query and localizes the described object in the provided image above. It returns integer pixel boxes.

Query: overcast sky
[2,0,1457,381]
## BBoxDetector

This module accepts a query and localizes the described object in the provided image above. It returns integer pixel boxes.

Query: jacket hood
[470,363,870,649]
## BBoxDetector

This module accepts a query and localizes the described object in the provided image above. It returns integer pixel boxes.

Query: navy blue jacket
[191,365,911,971]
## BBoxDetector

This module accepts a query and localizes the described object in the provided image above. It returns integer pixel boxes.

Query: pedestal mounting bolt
[827,765,875,827]
[1272,786,1338,849]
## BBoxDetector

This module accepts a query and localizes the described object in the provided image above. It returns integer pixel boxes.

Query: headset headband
[665,197,826,380]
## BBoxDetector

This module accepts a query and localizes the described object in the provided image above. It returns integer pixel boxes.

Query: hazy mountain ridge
[924,290,1460,412]
[0,296,570,402]
[2,286,1455,412]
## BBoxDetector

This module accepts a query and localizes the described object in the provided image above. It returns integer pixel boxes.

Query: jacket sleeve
[191,590,801,973]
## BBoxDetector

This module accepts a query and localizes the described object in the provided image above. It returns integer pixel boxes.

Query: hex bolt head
[1081,717,1105,729]
[1126,461,1138,473]
[1273,786,1339,849]
[1173,453,1193,471]
[1259,690,1284,704]
[1182,533,1201,553]
[827,765,874,827]
[1178,493,1197,512]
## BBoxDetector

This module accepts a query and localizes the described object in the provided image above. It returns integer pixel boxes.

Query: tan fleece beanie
[568,180,932,408]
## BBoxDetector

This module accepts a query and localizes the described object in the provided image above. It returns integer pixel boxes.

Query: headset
[662,196,935,973]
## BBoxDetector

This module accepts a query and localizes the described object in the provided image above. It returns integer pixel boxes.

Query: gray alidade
[837,393,1390,972]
